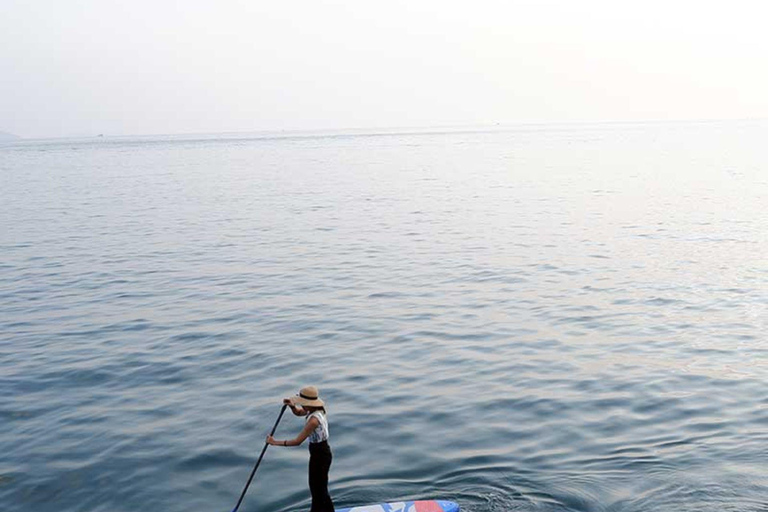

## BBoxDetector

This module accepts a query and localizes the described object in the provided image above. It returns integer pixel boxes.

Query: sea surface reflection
[1,122,767,512]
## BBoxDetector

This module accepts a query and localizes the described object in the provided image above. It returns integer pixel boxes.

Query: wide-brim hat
[291,386,325,407]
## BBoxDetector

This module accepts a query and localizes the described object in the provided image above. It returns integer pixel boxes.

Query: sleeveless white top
[307,411,329,444]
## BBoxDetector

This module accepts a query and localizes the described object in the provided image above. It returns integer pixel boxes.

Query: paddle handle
[231,404,288,512]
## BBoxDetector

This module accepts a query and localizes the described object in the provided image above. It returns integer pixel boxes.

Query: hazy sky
[2,0,767,138]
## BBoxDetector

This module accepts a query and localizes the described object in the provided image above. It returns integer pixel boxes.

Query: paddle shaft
[231,404,288,512]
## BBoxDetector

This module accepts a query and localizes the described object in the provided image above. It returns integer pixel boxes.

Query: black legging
[308,441,334,512]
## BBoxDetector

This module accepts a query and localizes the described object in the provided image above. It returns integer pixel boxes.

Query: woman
[267,386,335,512]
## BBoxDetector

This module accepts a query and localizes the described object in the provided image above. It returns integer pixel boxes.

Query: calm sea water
[1,122,767,512]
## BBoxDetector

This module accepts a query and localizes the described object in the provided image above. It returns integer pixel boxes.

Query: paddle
[230,404,288,512]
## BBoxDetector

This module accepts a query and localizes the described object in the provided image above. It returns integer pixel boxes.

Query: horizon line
[6,116,768,142]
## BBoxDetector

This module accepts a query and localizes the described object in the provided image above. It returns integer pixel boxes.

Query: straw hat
[291,386,325,407]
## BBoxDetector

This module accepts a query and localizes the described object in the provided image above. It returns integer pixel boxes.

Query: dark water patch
[368,291,406,299]
[176,449,251,472]
[10,367,115,392]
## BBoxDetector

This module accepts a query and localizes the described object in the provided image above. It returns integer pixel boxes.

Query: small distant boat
[338,500,459,512]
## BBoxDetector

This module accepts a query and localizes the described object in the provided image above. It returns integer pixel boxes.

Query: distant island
[0,131,20,141]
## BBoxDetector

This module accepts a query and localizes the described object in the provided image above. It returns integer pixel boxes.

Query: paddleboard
[337,500,459,512]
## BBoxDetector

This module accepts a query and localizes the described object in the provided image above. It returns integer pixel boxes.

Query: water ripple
[1,124,767,512]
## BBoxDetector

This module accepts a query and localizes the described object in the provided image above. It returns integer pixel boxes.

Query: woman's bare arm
[267,417,318,447]
[283,398,308,416]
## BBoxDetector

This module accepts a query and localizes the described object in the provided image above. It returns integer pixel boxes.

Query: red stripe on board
[414,501,444,512]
